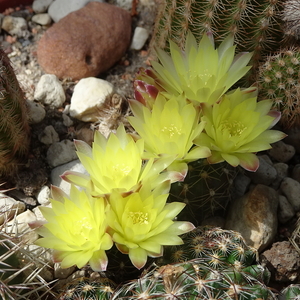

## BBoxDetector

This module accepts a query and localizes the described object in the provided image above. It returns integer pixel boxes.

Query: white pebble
[32,0,54,13]
[70,77,114,122]
[34,74,66,108]
[130,27,149,50]
[26,100,46,124]
[36,185,51,205]
[32,13,52,26]
[0,194,26,225]
[2,16,28,37]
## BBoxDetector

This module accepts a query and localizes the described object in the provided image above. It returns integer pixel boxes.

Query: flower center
[220,120,247,137]
[73,217,93,237]
[161,123,182,138]
[112,163,131,176]
[129,211,149,225]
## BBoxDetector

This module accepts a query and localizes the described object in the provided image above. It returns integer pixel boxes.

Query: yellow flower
[128,94,211,180]
[106,182,195,269]
[62,124,173,195]
[33,185,113,271]
[151,31,252,104]
[194,87,287,171]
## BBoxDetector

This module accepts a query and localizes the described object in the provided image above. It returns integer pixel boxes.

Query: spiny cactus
[0,48,30,178]
[279,284,300,300]
[113,258,275,299]
[151,0,284,84]
[281,0,300,42]
[0,210,54,300]
[168,159,237,225]
[257,47,300,129]
[57,277,116,300]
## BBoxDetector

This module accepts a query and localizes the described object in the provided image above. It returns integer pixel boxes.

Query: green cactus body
[58,277,116,300]
[152,0,284,84]
[163,226,258,268]
[0,48,30,177]
[258,48,300,128]
[114,258,275,299]
[280,284,300,300]
[168,159,237,225]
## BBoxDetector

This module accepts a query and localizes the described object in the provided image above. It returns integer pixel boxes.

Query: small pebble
[130,27,149,50]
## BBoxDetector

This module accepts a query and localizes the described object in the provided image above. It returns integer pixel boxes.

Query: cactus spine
[0,48,30,178]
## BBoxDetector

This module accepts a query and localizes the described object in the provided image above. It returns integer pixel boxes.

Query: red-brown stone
[37,2,131,80]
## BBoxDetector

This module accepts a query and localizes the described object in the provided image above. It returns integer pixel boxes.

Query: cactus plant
[57,277,116,300]
[257,47,300,129]
[279,284,300,300]
[151,0,284,84]
[0,211,54,300]
[113,258,275,299]
[0,48,30,178]
[168,160,237,225]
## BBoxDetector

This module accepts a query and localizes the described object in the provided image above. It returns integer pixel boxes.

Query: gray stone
[292,164,300,183]
[280,177,300,212]
[39,125,59,145]
[268,140,296,163]
[278,194,295,224]
[271,162,289,190]
[246,155,277,186]
[225,184,279,252]
[26,100,46,124]
[47,140,77,167]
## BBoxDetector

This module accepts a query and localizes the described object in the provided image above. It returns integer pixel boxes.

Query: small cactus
[0,48,30,178]
[257,47,300,129]
[168,160,237,225]
[57,277,116,300]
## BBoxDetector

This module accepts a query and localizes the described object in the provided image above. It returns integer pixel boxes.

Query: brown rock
[261,241,300,282]
[37,2,131,80]
[225,184,279,252]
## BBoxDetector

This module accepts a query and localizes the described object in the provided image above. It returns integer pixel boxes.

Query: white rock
[34,74,66,108]
[5,210,38,244]
[48,0,104,23]
[70,77,114,122]
[116,0,133,10]
[47,139,78,167]
[2,16,28,37]
[130,27,149,50]
[51,159,88,194]
[278,195,295,224]
[36,185,51,205]
[32,13,52,26]
[26,100,46,124]
[280,177,300,212]
[33,0,54,13]
[0,194,26,225]
[39,125,60,145]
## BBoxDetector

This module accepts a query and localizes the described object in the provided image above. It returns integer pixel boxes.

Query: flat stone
[37,2,131,80]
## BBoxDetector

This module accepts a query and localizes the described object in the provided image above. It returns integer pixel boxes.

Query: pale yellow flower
[62,124,173,195]
[194,87,286,171]
[128,93,211,179]
[33,185,113,271]
[106,182,195,269]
